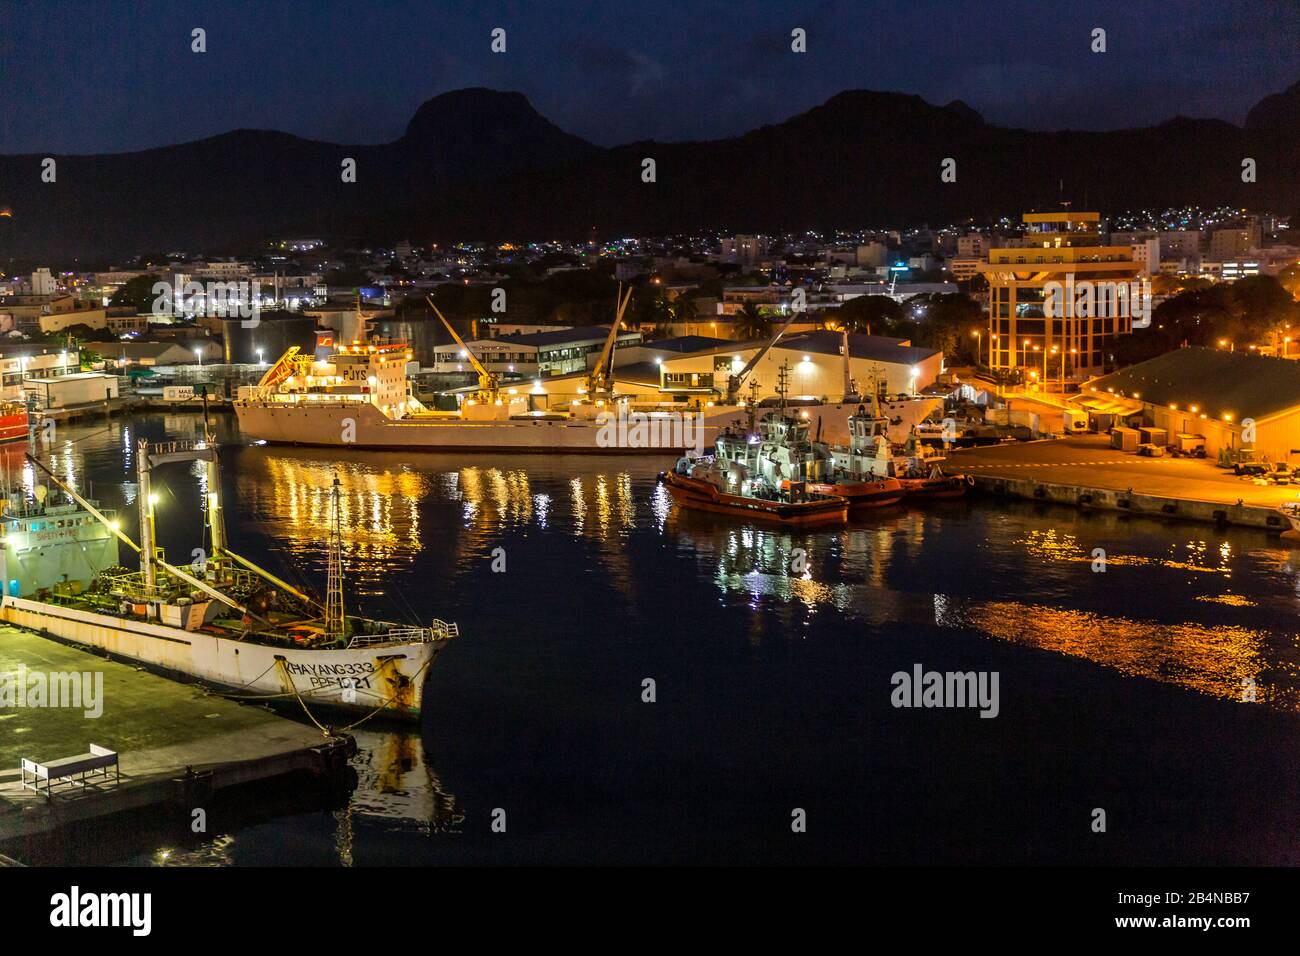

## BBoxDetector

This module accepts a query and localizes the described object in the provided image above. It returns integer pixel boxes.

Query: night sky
[1,0,1298,155]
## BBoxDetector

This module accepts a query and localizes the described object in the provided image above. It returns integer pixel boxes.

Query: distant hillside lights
[1044,274,1153,329]
[151,277,261,327]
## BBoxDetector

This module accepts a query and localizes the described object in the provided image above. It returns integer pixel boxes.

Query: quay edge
[971,474,1290,533]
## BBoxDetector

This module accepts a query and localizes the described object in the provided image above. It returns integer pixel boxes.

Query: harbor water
[15,411,1300,864]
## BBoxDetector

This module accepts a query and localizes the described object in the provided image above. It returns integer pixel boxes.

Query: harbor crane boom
[585,284,634,401]
[427,296,499,403]
[724,307,801,405]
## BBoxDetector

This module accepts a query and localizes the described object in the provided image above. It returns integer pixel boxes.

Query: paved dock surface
[950,435,1300,509]
[0,626,335,842]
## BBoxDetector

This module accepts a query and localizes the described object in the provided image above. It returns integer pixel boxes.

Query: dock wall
[970,474,1290,533]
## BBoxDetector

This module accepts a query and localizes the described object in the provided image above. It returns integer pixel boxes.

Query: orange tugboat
[661,461,848,527]
[826,400,969,501]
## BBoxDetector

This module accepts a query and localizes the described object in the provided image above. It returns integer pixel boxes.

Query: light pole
[972,329,981,367]
[194,346,204,368]
[1050,346,1059,391]
[256,348,264,367]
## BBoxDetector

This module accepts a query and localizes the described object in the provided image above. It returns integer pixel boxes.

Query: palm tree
[734,301,773,340]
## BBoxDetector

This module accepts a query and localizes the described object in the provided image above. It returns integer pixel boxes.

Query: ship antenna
[323,473,346,640]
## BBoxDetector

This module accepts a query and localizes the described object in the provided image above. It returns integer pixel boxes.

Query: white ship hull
[234,400,748,453]
[1,596,444,721]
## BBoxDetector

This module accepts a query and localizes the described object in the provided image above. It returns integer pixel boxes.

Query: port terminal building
[479,331,943,409]
[1074,346,1300,463]
[430,325,642,379]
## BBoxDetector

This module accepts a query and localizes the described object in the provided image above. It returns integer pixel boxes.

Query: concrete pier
[950,435,1295,532]
[0,626,353,846]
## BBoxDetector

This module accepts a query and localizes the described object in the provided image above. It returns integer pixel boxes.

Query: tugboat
[0,421,457,721]
[722,411,905,512]
[661,363,850,525]
[825,398,969,501]
[660,453,849,527]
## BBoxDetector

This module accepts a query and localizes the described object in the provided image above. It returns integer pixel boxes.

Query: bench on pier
[20,745,120,798]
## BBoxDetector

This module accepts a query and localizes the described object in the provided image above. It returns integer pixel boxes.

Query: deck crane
[427,295,500,406]
[583,283,634,404]
[723,308,802,406]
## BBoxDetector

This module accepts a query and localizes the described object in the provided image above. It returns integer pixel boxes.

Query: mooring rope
[273,655,434,735]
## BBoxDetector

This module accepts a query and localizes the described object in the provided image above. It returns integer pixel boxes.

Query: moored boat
[0,400,30,444]
[824,399,969,502]
[0,429,457,721]
[660,459,848,526]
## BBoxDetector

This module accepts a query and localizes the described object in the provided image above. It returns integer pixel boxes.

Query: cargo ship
[0,430,455,721]
[235,293,747,453]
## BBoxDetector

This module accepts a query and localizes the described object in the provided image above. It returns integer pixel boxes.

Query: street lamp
[256,348,264,367]
[972,329,981,365]
[194,346,204,367]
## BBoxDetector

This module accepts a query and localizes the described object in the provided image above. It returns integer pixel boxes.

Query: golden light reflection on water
[934,595,1300,710]
[1196,594,1257,607]
[237,453,640,592]
[236,458,426,593]
[1011,528,1234,574]
[690,519,1300,711]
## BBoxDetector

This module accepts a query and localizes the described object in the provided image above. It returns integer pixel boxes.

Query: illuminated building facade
[979,211,1144,381]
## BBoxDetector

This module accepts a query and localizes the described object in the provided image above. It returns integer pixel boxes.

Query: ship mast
[323,474,346,639]
[776,359,790,415]
[137,438,157,588]
[202,392,225,561]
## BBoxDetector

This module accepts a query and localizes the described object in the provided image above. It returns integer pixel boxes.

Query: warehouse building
[1077,347,1300,463]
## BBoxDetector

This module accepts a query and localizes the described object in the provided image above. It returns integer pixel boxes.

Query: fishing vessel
[0,429,455,721]
[235,292,746,453]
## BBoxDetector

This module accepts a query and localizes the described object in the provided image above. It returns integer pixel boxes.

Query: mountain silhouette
[1,83,1297,261]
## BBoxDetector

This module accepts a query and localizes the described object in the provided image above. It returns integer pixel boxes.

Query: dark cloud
[0,0,1296,154]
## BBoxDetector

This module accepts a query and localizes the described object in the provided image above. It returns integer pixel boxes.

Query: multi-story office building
[1159,230,1202,259]
[1208,225,1262,262]
[30,268,57,295]
[978,211,1143,380]
[956,233,988,259]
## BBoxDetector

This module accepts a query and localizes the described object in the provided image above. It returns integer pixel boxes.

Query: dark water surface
[23,412,1300,864]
